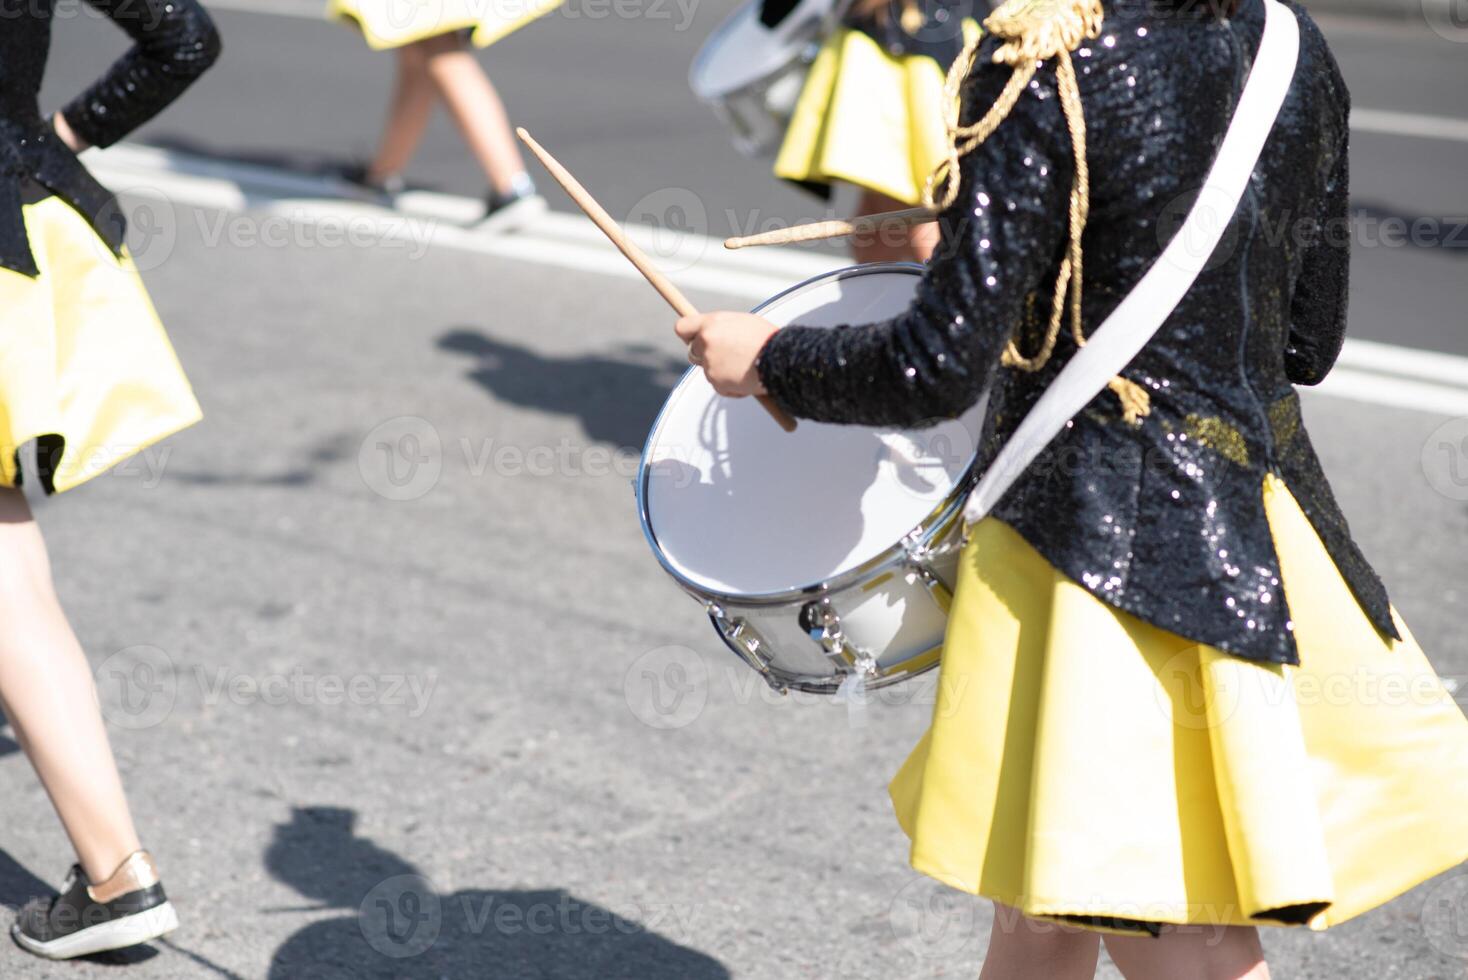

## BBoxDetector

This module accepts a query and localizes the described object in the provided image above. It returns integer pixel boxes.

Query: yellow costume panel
[0,195,200,494]
[890,474,1468,931]
[775,23,975,205]
[327,0,564,50]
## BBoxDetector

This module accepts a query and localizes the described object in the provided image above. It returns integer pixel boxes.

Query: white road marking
[206,0,323,17]
[86,143,1468,418]
[1352,108,1468,144]
[1314,367,1468,418]
[87,144,842,301]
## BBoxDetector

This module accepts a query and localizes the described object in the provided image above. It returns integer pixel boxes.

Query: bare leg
[1104,924,1270,980]
[366,41,437,184]
[0,488,142,884]
[852,188,940,264]
[419,32,528,196]
[977,905,1101,980]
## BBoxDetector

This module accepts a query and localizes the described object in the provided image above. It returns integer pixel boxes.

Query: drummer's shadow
[438,328,684,449]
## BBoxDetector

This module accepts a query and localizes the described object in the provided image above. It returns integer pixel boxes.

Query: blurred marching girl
[328,0,560,231]
[772,0,986,262]
[676,0,1468,974]
[0,0,219,959]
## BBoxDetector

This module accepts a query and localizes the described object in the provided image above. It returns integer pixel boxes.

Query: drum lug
[798,597,877,678]
[799,596,842,653]
[706,602,786,694]
[902,533,955,612]
[901,530,936,565]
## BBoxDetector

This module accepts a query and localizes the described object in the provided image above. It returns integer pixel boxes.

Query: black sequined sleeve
[756,53,1071,428]
[60,0,222,150]
[1283,89,1349,386]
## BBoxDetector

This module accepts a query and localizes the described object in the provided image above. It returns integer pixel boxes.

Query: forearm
[756,300,999,428]
[61,0,221,150]
[50,112,88,153]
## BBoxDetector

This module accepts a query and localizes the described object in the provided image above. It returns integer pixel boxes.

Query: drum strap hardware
[961,0,1301,529]
[835,666,874,727]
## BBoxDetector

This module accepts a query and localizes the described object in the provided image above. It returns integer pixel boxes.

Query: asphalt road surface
[0,192,1459,977]
[2,3,1465,978]
[39,0,1468,357]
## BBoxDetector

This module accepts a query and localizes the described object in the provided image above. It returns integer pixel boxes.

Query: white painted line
[1313,367,1468,418]
[1352,107,1468,144]
[205,0,322,18]
[85,143,1468,419]
[86,144,844,300]
[1334,337,1468,390]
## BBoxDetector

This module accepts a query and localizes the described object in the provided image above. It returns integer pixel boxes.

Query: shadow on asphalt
[438,327,687,450]
[0,706,21,759]
[0,849,54,914]
[166,433,355,489]
[141,136,411,195]
[263,806,730,979]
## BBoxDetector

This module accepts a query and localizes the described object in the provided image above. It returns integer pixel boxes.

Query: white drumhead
[689,0,831,99]
[642,266,983,597]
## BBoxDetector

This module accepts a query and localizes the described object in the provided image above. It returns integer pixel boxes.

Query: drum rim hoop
[688,0,831,99]
[635,262,979,605]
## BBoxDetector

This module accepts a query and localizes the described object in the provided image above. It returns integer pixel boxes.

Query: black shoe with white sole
[337,163,406,202]
[477,172,546,234]
[12,851,178,960]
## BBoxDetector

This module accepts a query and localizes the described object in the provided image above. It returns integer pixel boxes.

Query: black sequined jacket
[0,0,221,277]
[756,0,1396,665]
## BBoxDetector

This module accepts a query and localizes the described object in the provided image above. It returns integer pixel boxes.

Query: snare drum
[689,0,838,158]
[637,264,984,694]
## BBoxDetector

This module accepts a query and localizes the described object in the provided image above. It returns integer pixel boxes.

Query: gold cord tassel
[924,0,1150,426]
[1107,377,1152,426]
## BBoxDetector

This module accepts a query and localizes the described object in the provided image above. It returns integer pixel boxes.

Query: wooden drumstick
[516,128,798,434]
[724,207,937,250]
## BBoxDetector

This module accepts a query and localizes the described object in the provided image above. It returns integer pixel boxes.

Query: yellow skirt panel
[890,473,1468,931]
[326,0,564,50]
[774,25,973,206]
[0,195,201,494]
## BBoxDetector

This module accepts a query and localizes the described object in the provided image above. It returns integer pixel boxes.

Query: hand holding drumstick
[515,129,796,432]
[672,310,782,399]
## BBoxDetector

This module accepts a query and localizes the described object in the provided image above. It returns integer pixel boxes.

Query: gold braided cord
[924,0,1152,425]
[922,31,1032,212]
[1058,52,1087,348]
[1002,49,1085,372]
[987,0,1105,66]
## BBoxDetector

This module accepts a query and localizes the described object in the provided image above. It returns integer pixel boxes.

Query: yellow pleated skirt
[0,194,201,495]
[326,0,564,50]
[890,473,1468,932]
[774,25,973,206]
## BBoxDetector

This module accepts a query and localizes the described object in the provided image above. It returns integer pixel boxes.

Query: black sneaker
[337,163,406,202]
[12,851,178,960]
[477,173,546,234]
